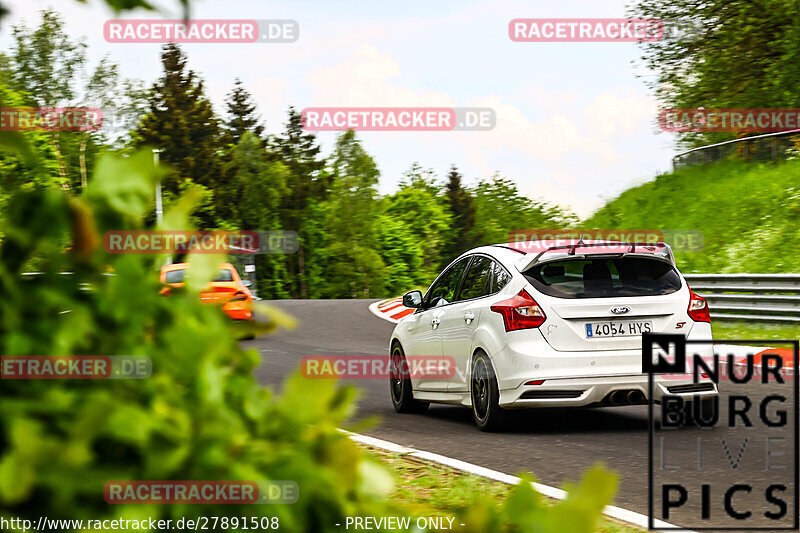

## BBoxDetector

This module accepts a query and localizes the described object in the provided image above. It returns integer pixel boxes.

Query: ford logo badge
[610,306,631,314]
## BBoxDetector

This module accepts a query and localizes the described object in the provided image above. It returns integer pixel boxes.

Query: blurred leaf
[0,131,37,164]
[86,150,166,220]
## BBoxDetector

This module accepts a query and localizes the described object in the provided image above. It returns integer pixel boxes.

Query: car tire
[471,350,508,431]
[389,343,429,414]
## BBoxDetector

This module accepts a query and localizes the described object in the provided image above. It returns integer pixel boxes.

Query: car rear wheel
[390,343,429,413]
[471,350,508,431]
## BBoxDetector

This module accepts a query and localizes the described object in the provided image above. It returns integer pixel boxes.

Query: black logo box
[644,333,799,531]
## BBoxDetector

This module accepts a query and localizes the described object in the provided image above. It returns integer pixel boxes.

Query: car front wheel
[389,343,429,413]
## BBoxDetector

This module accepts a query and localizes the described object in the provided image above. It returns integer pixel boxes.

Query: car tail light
[230,290,249,302]
[688,289,710,322]
[490,289,546,331]
[525,379,545,386]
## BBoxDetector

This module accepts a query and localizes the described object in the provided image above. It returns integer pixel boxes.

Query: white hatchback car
[389,240,718,430]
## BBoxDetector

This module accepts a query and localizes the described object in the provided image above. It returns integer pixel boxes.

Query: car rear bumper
[498,373,718,408]
[491,323,714,388]
[491,323,716,407]
[222,301,253,321]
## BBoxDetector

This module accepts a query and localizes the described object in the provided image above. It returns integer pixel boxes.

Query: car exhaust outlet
[627,390,644,404]
[609,390,626,405]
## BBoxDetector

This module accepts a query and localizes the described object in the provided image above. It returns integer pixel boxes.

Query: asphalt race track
[247,299,798,531]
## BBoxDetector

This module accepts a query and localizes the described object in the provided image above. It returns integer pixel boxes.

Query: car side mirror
[402,290,423,308]
[242,279,252,287]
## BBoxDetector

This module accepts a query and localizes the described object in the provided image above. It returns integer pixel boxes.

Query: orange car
[159,262,254,321]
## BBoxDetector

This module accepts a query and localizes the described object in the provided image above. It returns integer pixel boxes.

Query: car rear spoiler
[514,241,676,272]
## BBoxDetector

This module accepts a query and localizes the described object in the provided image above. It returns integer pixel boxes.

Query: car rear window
[164,269,186,283]
[214,269,234,282]
[524,257,682,299]
[164,268,234,283]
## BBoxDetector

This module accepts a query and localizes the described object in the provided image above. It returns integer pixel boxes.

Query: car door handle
[464,312,475,324]
[431,318,440,329]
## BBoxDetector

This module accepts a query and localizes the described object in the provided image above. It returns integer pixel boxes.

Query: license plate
[585,320,653,338]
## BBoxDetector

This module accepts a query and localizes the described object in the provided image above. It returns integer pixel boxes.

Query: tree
[377,215,424,294]
[0,81,61,233]
[317,131,385,298]
[471,174,576,245]
[133,44,226,226]
[398,161,440,195]
[229,132,292,298]
[630,0,800,148]
[384,164,452,283]
[1,9,141,191]
[234,132,288,230]
[273,107,328,297]
[326,130,380,243]
[274,106,327,225]
[5,10,86,108]
[224,78,264,145]
[441,165,478,266]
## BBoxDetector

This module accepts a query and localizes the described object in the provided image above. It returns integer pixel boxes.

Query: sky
[0,0,681,218]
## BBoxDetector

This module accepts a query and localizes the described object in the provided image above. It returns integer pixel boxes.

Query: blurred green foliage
[463,468,617,533]
[0,149,398,531]
[0,147,618,532]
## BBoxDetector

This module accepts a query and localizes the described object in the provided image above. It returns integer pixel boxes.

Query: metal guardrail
[684,273,800,323]
[672,129,800,170]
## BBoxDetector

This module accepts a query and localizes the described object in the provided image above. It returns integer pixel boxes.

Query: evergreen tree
[133,44,226,225]
[231,131,291,298]
[326,130,380,242]
[273,106,328,297]
[442,165,478,265]
[224,78,264,145]
[233,132,288,230]
[319,130,385,298]
[274,106,328,226]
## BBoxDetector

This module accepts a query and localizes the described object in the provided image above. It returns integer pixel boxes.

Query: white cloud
[584,88,658,138]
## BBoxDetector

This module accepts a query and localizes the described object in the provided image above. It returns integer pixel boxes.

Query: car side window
[424,258,470,308]
[458,256,494,301]
[494,262,511,292]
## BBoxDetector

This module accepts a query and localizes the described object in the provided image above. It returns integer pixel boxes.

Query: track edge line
[341,429,696,532]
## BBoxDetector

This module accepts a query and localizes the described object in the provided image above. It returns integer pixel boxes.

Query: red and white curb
[369,297,415,323]
[342,429,694,532]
